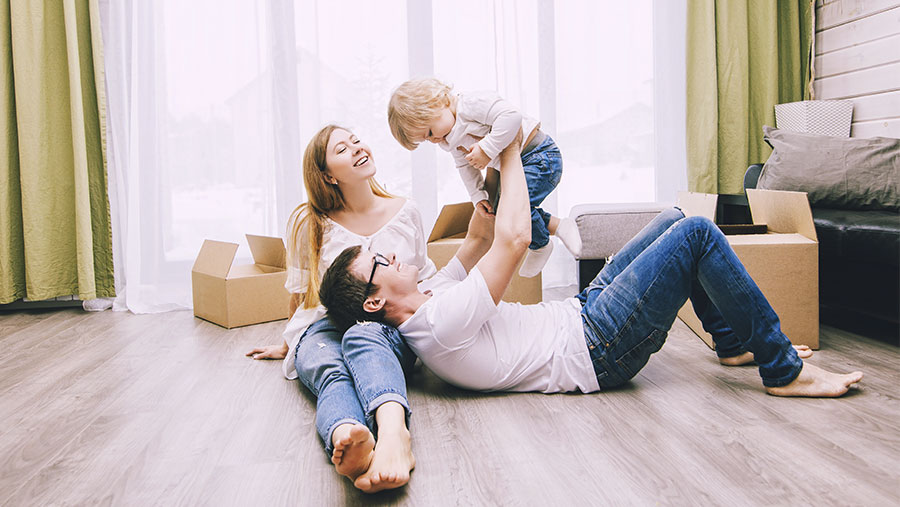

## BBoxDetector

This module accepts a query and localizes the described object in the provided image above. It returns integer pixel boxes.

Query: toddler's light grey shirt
[439,91,540,204]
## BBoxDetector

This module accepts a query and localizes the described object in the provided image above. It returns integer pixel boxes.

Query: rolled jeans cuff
[761,360,804,388]
[323,417,365,455]
[715,345,748,359]
[365,392,412,431]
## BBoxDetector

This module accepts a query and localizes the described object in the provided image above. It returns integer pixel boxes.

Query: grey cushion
[571,203,666,259]
[758,125,900,211]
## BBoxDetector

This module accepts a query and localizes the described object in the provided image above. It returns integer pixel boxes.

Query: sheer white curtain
[100,0,685,313]
[101,0,302,312]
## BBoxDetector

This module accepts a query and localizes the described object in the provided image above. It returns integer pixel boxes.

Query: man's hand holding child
[475,199,494,215]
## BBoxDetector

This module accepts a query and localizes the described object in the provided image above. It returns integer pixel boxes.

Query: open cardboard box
[677,189,820,349]
[427,202,542,305]
[191,234,292,328]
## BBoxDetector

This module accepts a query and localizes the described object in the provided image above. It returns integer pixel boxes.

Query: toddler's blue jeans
[522,134,562,250]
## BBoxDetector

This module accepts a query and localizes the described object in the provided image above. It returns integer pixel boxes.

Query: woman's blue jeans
[294,317,416,454]
[577,208,802,389]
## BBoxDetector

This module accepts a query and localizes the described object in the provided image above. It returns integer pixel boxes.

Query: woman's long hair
[286,125,393,309]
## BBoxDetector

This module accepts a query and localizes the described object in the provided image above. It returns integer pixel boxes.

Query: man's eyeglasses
[365,253,390,296]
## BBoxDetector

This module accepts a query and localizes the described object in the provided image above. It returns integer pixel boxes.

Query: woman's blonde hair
[387,77,453,150]
[286,124,393,309]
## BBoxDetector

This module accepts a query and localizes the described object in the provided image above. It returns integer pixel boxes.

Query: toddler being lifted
[388,77,582,277]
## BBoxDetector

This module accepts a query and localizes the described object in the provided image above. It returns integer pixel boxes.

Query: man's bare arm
[454,202,496,273]
[475,130,531,304]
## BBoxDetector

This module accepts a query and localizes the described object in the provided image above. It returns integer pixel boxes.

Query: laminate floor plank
[0,311,207,504]
[0,310,156,431]
[0,308,897,506]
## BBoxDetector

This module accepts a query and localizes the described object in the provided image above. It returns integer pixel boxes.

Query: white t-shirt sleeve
[424,265,498,350]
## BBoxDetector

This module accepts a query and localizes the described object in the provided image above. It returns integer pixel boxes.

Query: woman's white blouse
[281,199,436,379]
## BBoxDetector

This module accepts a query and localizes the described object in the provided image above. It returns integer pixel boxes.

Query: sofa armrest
[744,164,763,191]
[571,203,667,260]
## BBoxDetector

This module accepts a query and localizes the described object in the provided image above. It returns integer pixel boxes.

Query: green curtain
[0,0,113,304]
[686,0,813,194]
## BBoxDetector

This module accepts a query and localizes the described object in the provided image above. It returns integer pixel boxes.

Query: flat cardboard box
[191,234,292,328]
[677,189,819,349]
[428,202,542,305]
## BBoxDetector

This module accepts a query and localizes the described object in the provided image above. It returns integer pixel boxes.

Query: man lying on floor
[318,134,863,487]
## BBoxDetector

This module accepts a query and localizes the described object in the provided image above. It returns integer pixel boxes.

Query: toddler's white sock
[555,217,582,257]
[518,241,554,278]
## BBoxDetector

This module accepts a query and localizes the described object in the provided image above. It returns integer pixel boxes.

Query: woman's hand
[246,342,289,360]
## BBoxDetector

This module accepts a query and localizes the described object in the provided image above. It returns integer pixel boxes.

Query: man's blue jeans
[522,134,562,250]
[577,208,802,388]
[294,317,416,454]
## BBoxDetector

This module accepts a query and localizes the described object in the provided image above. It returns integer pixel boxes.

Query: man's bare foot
[719,345,813,366]
[766,362,863,398]
[353,428,415,493]
[331,423,375,480]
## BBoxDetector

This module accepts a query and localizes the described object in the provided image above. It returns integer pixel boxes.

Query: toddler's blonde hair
[388,77,453,150]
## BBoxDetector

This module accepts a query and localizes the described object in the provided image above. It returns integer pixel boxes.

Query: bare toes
[798,350,813,358]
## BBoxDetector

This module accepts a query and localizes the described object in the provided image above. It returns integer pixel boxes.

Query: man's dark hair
[319,245,386,330]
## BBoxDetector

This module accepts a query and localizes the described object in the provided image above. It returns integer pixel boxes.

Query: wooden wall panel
[814,2,900,138]
[816,0,899,30]
[847,90,900,122]
[815,34,900,78]
[814,62,900,97]
[814,7,900,54]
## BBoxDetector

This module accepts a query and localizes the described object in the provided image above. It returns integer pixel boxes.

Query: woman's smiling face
[324,129,376,184]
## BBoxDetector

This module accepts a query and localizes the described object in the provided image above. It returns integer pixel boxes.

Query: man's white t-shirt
[398,257,601,393]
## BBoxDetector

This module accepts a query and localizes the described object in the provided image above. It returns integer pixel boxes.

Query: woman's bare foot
[766,363,863,397]
[719,345,813,366]
[353,427,415,493]
[331,423,375,480]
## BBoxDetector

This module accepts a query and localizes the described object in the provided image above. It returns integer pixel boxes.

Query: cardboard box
[428,202,542,305]
[677,189,819,349]
[191,234,292,328]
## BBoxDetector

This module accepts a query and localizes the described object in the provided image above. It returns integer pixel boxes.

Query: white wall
[813,0,900,138]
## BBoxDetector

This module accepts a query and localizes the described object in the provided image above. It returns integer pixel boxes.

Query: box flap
[192,240,238,278]
[246,234,286,268]
[428,202,474,242]
[727,233,817,246]
[746,189,817,241]
[676,191,717,220]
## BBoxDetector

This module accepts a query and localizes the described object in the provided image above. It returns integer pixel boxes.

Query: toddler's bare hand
[464,143,491,170]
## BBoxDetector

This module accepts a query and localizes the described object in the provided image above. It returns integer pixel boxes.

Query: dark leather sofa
[745,164,900,343]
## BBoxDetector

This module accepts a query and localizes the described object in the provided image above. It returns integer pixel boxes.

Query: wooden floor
[0,302,897,506]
